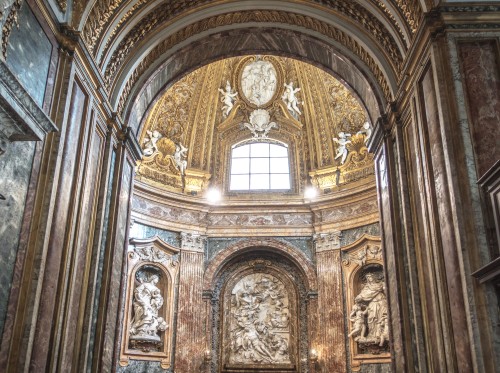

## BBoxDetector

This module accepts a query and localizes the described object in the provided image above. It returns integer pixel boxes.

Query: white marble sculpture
[357,121,373,144]
[142,130,162,156]
[218,80,238,117]
[241,59,277,106]
[333,131,352,164]
[243,109,277,138]
[229,274,291,364]
[349,272,389,346]
[129,274,167,341]
[281,82,302,116]
[173,143,188,175]
[348,303,368,339]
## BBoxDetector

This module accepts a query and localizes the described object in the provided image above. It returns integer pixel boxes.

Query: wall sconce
[309,348,319,373]
[205,187,221,204]
[304,185,318,200]
[204,350,211,361]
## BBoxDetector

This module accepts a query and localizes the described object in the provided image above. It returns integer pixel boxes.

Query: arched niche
[204,243,316,373]
[341,234,390,371]
[119,236,180,369]
[221,260,299,372]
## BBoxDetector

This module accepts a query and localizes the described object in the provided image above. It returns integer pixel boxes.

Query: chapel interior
[0,1,499,373]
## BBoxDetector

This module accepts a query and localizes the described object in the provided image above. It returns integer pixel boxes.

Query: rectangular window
[230,142,290,191]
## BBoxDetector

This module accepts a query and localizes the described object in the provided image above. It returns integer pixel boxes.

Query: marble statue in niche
[218,80,238,117]
[241,59,277,107]
[229,273,291,364]
[243,109,277,138]
[333,131,352,164]
[129,269,167,351]
[348,267,390,351]
[281,81,302,117]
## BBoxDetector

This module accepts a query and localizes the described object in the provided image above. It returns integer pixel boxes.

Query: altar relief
[228,273,291,365]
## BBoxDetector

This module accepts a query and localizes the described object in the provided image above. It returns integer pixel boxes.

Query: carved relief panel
[341,235,390,371]
[221,261,298,372]
[120,237,180,369]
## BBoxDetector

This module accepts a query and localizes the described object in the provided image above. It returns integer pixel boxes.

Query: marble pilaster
[313,232,346,373]
[174,233,207,373]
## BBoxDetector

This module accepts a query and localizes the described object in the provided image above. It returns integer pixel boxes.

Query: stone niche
[220,259,300,373]
[119,236,179,369]
[342,235,390,371]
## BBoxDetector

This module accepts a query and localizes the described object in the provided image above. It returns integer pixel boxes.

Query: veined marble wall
[6,2,52,106]
[0,141,35,336]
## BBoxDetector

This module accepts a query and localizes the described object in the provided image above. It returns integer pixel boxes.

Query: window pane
[230,174,249,190]
[231,158,249,174]
[270,158,289,173]
[232,144,250,158]
[250,157,269,173]
[250,174,270,189]
[270,174,290,189]
[250,143,269,157]
[270,144,288,157]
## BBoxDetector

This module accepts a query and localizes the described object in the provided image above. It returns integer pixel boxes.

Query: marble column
[314,232,346,373]
[175,232,207,373]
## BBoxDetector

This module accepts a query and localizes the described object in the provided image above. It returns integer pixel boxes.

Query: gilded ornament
[243,109,277,138]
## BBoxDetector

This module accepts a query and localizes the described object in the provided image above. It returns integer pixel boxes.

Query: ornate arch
[203,238,317,292]
[124,29,386,137]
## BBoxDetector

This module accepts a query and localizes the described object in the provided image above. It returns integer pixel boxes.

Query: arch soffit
[101,1,404,80]
[123,29,386,136]
[202,239,318,293]
[103,6,402,108]
[82,0,413,65]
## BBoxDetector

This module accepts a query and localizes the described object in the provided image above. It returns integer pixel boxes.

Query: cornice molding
[0,61,57,142]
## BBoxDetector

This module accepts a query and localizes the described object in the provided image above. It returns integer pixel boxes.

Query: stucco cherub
[333,131,352,164]
[218,80,238,117]
[357,121,373,144]
[143,130,162,156]
[174,143,188,175]
[282,82,302,116]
